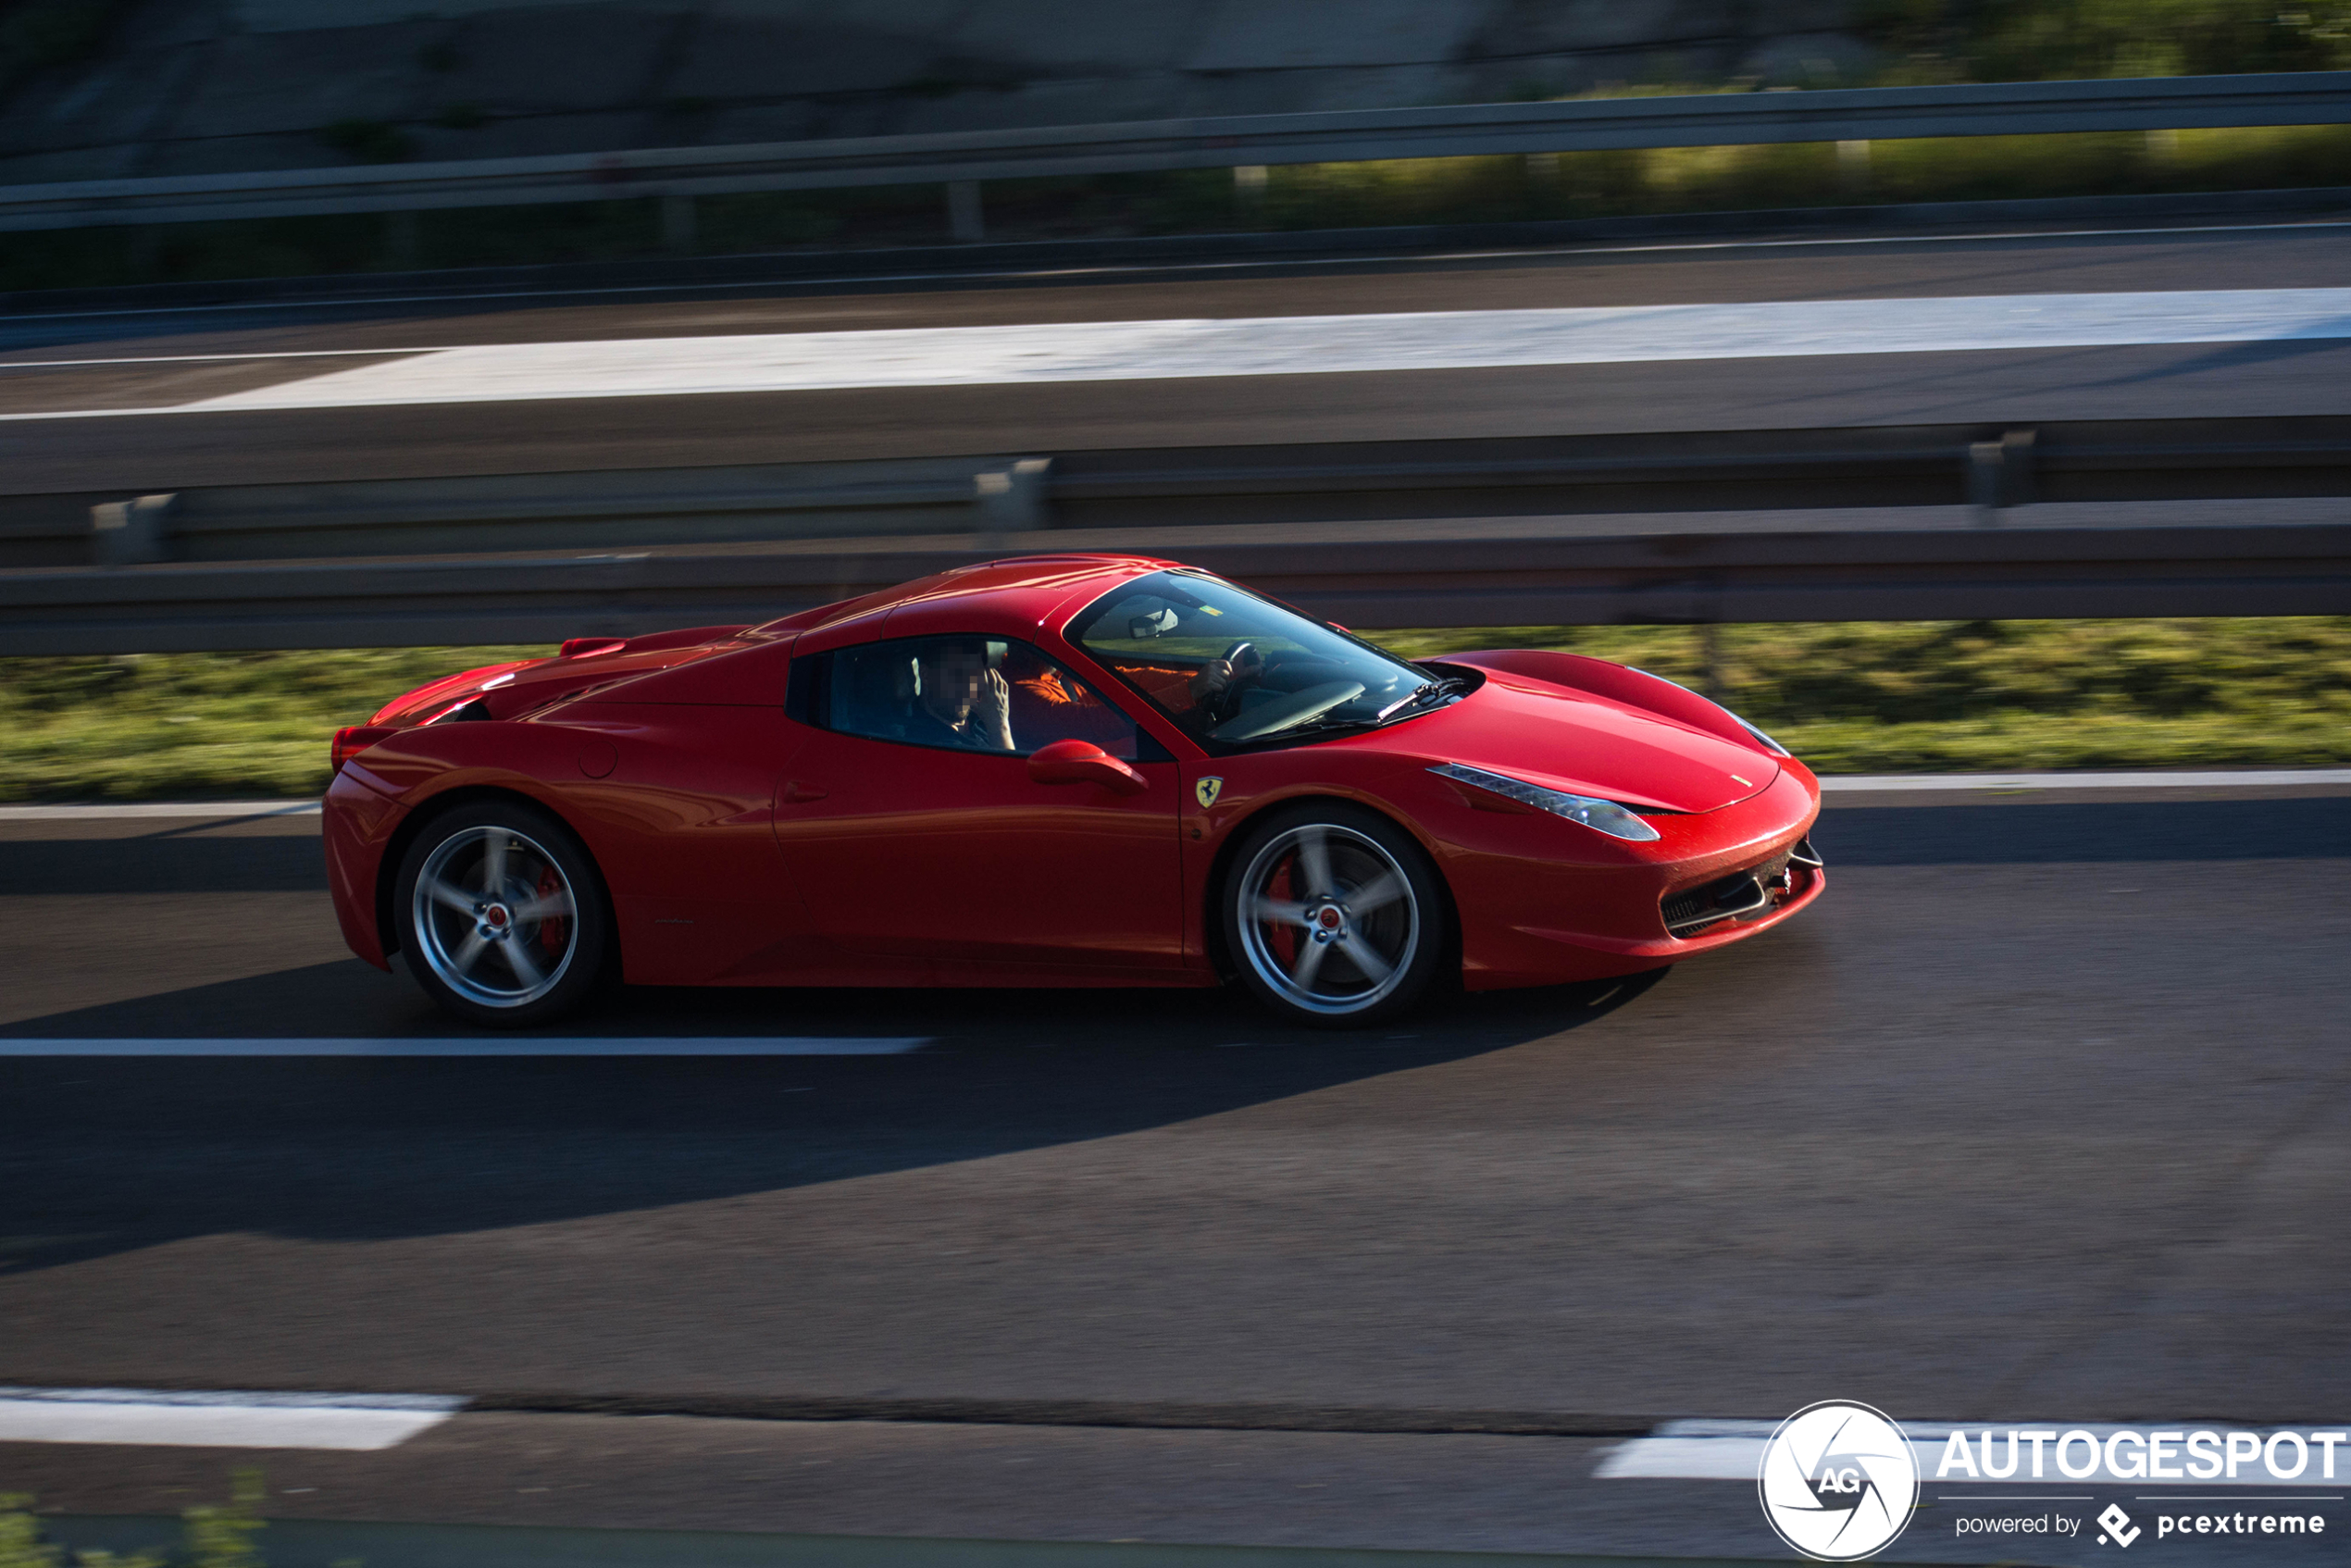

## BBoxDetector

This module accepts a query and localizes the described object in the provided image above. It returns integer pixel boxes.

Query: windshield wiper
[1381,677,1466,719]
[1236,716,1379,745]
[1228,679,1465,746]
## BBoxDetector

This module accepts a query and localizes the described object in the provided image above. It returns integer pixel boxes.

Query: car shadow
[11,793,2331,1279]
[0,831,324,894]
[0,963,1668,1277]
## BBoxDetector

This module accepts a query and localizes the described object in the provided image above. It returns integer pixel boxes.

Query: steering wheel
[1200,640,1264,725]
[1209,679,1366,741]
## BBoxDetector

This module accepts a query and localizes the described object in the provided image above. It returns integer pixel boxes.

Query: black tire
[1219,801,1449,1028]
[392,799,611,1028]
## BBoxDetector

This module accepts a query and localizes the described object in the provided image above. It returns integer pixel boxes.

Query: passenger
[906,639,1015,752]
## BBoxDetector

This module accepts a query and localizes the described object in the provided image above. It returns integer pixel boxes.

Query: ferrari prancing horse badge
[1195,777,1224,808]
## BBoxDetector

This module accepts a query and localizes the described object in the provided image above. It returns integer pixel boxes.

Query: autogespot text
[1934,1425,2347,1481]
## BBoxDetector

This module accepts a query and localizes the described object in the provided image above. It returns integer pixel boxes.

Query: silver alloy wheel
[411,824,579,1008]
[1235,822,1419,1017]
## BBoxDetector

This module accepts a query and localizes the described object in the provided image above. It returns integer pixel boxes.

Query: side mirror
[1027,738,1149,795]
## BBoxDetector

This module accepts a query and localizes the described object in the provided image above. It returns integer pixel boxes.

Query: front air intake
[1661,870,1772,938]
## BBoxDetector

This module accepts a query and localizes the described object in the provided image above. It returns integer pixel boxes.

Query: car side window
[823,636,1144,760]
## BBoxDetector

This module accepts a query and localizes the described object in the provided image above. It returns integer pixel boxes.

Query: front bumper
[1451,763,1822,989]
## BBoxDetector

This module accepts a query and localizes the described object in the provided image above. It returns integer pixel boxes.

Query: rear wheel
[1221,803,1448,1027]
[392,801,609,1027]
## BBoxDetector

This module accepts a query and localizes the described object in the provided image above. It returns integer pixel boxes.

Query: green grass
[0,645,547,802]
[1225,120,2351,233]
[1370,618,2351,773]
[2,620,2345,802]
[2,1471,265,1568]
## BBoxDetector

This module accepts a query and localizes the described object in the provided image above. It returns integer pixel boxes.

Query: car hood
[1393,674,1778,815]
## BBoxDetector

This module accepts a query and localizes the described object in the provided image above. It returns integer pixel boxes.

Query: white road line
[1600,1435,1771,1479]
[1599,1421,2351,1485]
[0,1388,463,1450]
[1818,769,2351,790]
[0,349,435,368]
[9,287,2351,418]
[10,216,2347,325]
[0,799,321,821]
[0,1037,935,1056]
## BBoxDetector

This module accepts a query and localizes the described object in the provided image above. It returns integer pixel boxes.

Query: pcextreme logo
[1757,1400,1922,1562]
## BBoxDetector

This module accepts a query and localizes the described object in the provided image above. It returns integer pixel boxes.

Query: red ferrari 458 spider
[323,554,1822,1027]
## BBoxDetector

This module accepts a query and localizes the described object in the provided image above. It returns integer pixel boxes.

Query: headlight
[1429,763,1661,842]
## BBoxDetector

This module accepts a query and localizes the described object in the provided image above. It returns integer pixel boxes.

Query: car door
[771,632,1186,975]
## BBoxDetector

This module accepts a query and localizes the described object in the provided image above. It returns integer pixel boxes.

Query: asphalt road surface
[3,781,2346,1563]
[5,223,2351,492]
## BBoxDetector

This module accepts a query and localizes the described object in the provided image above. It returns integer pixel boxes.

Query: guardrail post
[1836,139,1871,195]
[1699,622,1730,704]
[1967,429,2036,525]
[660,193,696,253]
[974,457,1052,545]
[90,493,178,566]
[947,180,984,243]
[1524,150,1561,207]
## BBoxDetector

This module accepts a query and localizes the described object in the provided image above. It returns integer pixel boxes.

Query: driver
[907,638,1015,752]
[1188,641,1263,715]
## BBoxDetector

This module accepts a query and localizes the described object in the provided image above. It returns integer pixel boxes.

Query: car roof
[763,554,1179,649]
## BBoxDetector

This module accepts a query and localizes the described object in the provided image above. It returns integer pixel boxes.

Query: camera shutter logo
[1757,1400,1921,1561]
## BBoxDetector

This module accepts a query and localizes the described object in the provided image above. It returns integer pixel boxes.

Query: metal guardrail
[5,417,2350,653]
[0,457,1014,571]
[6,510,2347,654]
[2,71,2348,232]
[7,417,2351,572]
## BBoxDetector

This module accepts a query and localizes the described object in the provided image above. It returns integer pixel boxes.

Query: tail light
[330,725,397,775]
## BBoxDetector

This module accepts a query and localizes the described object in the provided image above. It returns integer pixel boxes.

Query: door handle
[782,780,828,803]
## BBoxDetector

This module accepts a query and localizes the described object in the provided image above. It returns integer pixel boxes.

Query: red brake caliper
[1268,857,1296,968]
[537,866,567,955]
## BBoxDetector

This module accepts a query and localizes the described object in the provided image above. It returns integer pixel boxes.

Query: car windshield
[1070,570,1439,748]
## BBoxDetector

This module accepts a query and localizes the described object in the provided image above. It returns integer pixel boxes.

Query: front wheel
[1220,803,1449,1027]
[392,800,610,1027]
